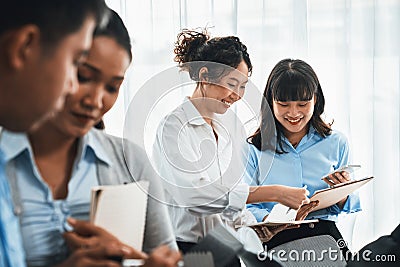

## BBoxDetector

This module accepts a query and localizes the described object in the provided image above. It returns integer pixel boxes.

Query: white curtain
[105,0,400,251]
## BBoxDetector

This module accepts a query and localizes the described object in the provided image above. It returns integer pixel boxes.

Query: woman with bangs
[245,59,361,255]
[152,31,321,265]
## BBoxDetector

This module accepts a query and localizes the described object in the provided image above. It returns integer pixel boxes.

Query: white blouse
[152,97,253,243]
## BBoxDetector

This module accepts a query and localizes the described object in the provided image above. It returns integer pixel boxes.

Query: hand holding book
[90,181,149,251]
[323,170,352,207]
[311,176,374,211]
[321,164,362,207]
[62,218,147,267]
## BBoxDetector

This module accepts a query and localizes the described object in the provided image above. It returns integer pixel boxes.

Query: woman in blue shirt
[1,9,181,267]
[245,58,361,255]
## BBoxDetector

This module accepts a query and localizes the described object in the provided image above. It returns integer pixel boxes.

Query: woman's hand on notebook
[322,171,351,208]
[296,201,319,221]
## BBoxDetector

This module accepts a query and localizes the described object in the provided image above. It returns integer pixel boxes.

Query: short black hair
[0,0,109,49]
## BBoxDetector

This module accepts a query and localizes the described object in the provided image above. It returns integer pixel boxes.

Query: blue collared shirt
[0,130,26,267]
[0,130,111,266]
[244,126,361,222]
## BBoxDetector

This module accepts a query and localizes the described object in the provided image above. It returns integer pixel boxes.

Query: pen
[303,185,309,196]
[286,185,309,214]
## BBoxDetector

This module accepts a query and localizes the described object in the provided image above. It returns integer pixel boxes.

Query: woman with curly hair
[152,30,317,260]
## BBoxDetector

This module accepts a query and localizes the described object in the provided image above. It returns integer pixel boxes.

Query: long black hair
[93,9,132,61]
[248,59,332,153]
[93,9,132,130]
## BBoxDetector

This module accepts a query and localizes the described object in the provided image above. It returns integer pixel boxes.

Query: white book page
[266,203,297,222]
[244,203,318,228]
[91,181,149,251]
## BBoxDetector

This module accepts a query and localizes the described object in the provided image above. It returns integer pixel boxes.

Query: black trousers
[176,241,197,254]
[264,220,351,258]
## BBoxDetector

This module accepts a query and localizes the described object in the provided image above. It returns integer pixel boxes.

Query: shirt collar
[181,97,208,126]
[79,130,112,166]
[0,127,5,165]
[0,129,111,166]
[0,130,31,162]
[212,117,230,147]
[180,97,232,146]
[281,125,318,148]
[305,125,317,140]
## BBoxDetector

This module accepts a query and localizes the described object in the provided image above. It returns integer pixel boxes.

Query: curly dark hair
[174,28,252,82]
[248,59,332,153]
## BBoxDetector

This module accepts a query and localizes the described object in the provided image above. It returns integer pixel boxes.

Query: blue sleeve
[327,134,361,214]
[337,134,361,213]
[241,144,259,186]
[247,203,270,222]
[336,132,350,169]
[243,145,270,222]
[327,192,361,214]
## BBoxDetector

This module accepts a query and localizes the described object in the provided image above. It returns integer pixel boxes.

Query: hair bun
[174,29,209,68]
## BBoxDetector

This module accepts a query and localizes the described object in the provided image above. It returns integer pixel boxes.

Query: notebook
[90,181,149,251]
[310,176,374,210]
[244,203,318,228]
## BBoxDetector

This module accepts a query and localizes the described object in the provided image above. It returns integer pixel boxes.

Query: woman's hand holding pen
[275,185,310,210]
[322,171,351,208]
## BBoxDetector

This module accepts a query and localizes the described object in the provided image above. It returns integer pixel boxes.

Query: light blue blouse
[0,147,26,267]
[244,126,361,222]
[0,131,108,266]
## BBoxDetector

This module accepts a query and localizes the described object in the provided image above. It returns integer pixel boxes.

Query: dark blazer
[347,223,400,267]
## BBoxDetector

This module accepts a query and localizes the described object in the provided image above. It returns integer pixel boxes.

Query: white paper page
[91,181,149,250]
[266,203,297,222]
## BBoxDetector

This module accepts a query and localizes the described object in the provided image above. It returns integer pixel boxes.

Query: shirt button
[61,202,69,213]
[14,206,22,215]
[309,223,315,229]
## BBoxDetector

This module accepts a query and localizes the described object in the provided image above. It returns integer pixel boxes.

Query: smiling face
[273,96,316,139]
[201,60,249,115]
[50,35,131,137]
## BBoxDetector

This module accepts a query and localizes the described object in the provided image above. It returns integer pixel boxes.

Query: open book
[310,176,374,211]
[245,176,373,227]
[90,181,149,251]
[244,203,319,228]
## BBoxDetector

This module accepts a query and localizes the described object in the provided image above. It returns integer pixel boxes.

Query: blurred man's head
[0,0,109,131]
